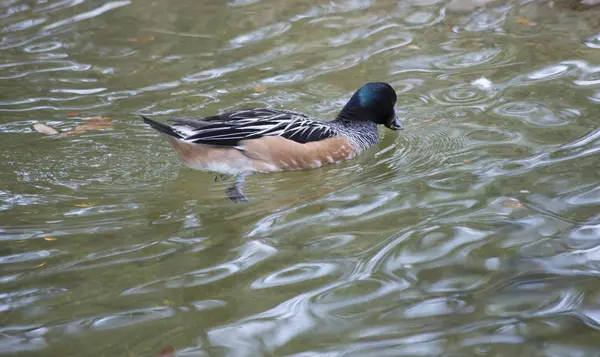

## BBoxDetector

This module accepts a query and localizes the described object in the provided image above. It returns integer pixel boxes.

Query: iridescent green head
[339,82,403,130]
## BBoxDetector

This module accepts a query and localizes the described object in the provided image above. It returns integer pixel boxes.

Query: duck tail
[141,115,182,139]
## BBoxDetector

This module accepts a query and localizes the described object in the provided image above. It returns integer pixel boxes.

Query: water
[2,0,600,355]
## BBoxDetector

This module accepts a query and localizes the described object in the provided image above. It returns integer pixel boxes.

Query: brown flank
[166,135,357,173]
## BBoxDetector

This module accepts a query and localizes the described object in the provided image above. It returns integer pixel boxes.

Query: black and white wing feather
[164,108,338,147]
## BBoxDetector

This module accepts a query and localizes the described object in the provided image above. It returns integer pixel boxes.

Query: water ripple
[251,262,339,289]
[42,1,131,31]
[122,240,277,294]
[585,32,600,48]
[0,60,90,80]
[429,83,498,107]
[492,101,574,126]
[2,0,600,356]
[226,22,291,49]
[90,306,174,330]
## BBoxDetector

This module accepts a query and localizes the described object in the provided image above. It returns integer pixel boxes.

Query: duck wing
[164,108,338,147]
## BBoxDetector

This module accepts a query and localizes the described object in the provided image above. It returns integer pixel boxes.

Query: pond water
[2,0,600,356]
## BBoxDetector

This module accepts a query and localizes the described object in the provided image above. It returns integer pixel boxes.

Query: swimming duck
[141,81,403,202]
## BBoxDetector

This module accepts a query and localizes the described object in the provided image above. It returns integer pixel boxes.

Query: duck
[141,81,404,202]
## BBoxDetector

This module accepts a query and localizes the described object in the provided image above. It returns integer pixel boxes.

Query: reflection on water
[2,0,600,355]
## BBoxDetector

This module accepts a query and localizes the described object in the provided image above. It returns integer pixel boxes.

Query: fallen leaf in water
[67,111,79,116]
[517,17,534,25]
[159,346,175,357]
[503,201,524,209]
[81,116,113,125]
[463,159,472,164]
[253,85,266,93]
[59,116,114,137]
[71,123,114,133]
[73,203,94,208]
[58,127,114,137]
[43,237,57,241]
[33,263,46,268]
[33,123,59,135]
[128,36,155,43]
[406,44,420,50]
[35,115,114,137]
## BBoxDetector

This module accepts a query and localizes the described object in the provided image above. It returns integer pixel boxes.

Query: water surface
[2,0,600,356]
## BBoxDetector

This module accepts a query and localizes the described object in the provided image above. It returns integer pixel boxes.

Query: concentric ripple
[390,119,467,174]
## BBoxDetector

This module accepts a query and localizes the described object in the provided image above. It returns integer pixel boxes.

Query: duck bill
[386,116,404,130]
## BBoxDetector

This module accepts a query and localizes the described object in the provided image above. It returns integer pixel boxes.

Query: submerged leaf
[517,17,534,25]
[503,201,525,209]
[159,346,175,357]
[34,116,114,137]
[59,116,114,136]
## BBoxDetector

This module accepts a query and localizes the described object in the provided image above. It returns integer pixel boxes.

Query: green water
[2,0,600,356]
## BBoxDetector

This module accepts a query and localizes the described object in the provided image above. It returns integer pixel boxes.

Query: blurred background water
[2,0,600,356]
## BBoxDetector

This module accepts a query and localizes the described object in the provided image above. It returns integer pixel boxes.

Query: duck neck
[331,115,379,151]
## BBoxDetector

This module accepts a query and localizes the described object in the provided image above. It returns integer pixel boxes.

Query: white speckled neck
[329,119,380,151]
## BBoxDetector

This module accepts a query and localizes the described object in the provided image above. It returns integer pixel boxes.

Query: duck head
[338,82,403,130]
